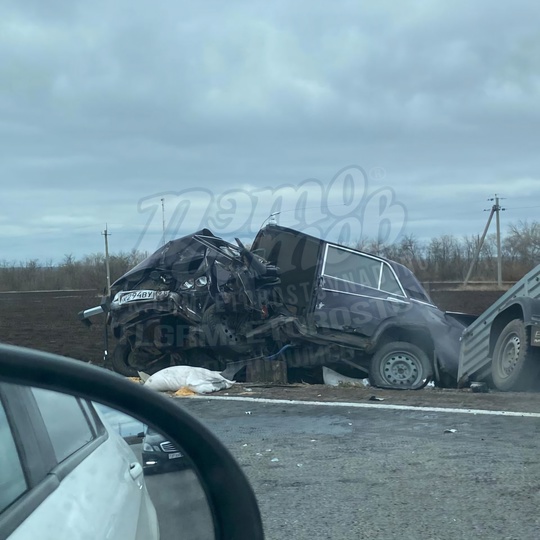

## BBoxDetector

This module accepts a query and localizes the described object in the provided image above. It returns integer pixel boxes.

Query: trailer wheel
[369,342,432,390]
[491,320,540,391]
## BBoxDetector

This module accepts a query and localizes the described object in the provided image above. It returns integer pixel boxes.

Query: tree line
[0,250,148,292]
[1,221,539,292]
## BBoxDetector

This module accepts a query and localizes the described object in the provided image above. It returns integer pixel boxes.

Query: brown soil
[0,290,107,364]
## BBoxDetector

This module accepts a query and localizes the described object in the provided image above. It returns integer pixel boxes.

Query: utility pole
[102,224,111,296]
[161,197,166,246]
[493,194,503,288]
[463,195,505,287]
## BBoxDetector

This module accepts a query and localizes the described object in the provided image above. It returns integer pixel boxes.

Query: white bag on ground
[322,366,370,388]
[142,366,235,394]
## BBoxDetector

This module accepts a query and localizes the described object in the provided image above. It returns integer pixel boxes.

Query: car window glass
[380,264,404,295]
[0,400,27,513]
[324,246,381,289]
[31,388,94,462]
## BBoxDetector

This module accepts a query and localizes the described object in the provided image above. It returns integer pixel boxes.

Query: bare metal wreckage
[80,225,475,390]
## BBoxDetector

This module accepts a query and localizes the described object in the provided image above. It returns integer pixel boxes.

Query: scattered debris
[173,387,197,397]
[444,429,457,434]
[368,396,384,401]
[322,366,370,388]
[470,382,489,393]
[297,464,303,467]
[271,458,279,463]
[427,381,436,388]
[245,411,252,415]
[137,371,151,383]
[142,366,235,394]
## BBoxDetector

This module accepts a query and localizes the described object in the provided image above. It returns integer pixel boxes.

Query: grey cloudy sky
[2,0,540,262]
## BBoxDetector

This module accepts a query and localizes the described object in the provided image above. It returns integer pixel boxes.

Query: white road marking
[193,395,540,418]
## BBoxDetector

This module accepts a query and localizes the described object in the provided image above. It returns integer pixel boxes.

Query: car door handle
[129,462,143,480]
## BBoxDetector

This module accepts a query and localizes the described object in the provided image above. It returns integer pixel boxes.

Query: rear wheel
[491,320,540,391]
[369,341,432,390]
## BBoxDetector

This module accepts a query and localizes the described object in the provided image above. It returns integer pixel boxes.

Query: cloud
[1,0,540,262]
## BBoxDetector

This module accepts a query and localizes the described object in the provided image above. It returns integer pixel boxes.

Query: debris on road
[173,387,197,397]
[271,458,279,463]
[142,366,235,394]
[368,396,385,401]
[470,382,489,393]
[323,366,370,388]
[444,428,458,434]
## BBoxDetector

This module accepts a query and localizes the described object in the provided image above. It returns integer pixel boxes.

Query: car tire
[369,341,433,390]
[111,340,171,377]
[491,319,540,391]
[111,339,139,377]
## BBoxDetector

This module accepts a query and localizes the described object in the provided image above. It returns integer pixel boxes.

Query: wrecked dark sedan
[80,224,474,390]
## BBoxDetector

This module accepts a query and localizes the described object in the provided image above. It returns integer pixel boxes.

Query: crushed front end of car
[99,230,280,376]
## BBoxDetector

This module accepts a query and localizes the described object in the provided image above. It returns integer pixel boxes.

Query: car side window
[0,400,27,513]
[380,264,404,296]
[31,388,95,463]
[324,245,381,289]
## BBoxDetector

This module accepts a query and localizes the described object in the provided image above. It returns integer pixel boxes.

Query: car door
[0,383,157,540]
[312,244,411,337]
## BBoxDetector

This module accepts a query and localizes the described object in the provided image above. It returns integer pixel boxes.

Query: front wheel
[369,342,433,390]
[111,339,172,377]
[491,320,540,391]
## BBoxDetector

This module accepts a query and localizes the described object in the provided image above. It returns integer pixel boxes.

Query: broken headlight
[180,279,195,290]
[195,276,208,288]
[179,276,208,290]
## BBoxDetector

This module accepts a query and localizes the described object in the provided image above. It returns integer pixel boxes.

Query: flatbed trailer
[457,265,540,391]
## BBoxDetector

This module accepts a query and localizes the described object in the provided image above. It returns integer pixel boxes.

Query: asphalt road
[175,397,540,540]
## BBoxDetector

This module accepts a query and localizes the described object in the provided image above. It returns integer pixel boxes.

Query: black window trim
[0,384,56,488]
[0,475,60,539]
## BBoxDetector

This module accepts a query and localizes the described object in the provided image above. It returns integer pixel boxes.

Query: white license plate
[119,290,157,304]
[168,452,182,459]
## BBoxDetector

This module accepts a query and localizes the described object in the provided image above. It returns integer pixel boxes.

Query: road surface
[176,397,540,540]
